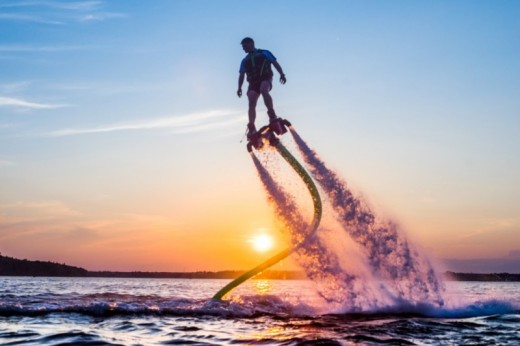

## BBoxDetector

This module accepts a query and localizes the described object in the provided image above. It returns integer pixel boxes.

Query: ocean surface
[1,277,519,345]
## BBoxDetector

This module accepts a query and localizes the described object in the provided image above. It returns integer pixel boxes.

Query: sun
[250,233,274,253]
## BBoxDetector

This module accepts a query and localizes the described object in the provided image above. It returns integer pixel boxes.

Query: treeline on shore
[0,254,303,279]
[444,271,520,282]
[1,254,520,281]
[0,254,88,277]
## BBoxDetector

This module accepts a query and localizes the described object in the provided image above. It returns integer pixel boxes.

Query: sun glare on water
[250,233,274,253]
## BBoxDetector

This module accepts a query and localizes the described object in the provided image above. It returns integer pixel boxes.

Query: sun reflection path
[253,280,273,295]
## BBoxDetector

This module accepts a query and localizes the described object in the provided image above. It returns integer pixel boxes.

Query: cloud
[0,1,125,24]
[0,44,90,53]
[0,160,15,167]
[0,1,101,10]
[171,115,246,134]
[0,81,32,93]
[0,207,180,259]
[0,96,69,110]
[78,12,126,22]
[10,1,104,11]
[508,249,520,258]
[0,13,63,25]
[0,201,81,224]
[45,109,246,137]
[63,227,100,241]
[49,81,162,96]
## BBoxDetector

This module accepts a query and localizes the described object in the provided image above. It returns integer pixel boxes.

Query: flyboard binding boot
[246,117,292,153]
[268,110,287,136]
[247,123,263,151]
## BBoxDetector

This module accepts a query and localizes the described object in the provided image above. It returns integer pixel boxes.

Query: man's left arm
[272,61,286,84]
[264,50,286,84]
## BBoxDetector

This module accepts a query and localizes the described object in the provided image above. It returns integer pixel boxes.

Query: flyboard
[212,118,322,300]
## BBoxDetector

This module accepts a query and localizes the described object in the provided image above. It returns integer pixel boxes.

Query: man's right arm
[237,72,245,97]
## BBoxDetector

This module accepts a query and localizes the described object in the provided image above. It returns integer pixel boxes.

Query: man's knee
[248,90,259,103]
[259,81,272,95]
[247,89,259,98]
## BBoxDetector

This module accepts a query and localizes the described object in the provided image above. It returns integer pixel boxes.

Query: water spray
[214,119,444,310]
[213,119,322,300]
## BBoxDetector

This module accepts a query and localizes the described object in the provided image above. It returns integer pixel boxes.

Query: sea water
[1,276,519,345]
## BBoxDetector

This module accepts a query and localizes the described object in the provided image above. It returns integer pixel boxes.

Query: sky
[0,0,519,273]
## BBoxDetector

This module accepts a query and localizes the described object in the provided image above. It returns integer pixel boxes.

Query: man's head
[241,37,255,53]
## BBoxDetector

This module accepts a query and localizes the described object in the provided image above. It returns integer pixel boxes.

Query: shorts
[248,78,272,94]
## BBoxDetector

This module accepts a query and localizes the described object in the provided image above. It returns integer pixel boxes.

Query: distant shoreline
[1,254,520,281]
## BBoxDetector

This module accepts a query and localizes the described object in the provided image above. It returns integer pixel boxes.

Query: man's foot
[246,123,257,141]
[267,109,278,123]
[247,128,257,141]
[268,112,287,135]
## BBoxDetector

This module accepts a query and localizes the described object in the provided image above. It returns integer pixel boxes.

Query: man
[237,37,286,139]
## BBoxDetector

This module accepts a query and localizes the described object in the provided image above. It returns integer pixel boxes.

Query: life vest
[243,49,273,83]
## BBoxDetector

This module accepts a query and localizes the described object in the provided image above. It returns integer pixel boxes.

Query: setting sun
[250,233,274,253]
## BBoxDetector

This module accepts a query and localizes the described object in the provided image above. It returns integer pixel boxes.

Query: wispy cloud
[0,200,81,224]
[45,110,246,137]
[0,44,90,53]
[172,116,246,134]
[49,81,162,96]
[0,1,125,25]
[0,122,15,129]
[0,13,63,25]
[54,1,104,11]
[508,249,520,258]
[0,81,32,93]
[0,96,69,110]
[0,1,104,11]
[0,160,15,167]
[78,12,126,22]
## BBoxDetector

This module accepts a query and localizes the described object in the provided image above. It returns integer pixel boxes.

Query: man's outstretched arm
[272,61,286,84]
[237,72,245,97]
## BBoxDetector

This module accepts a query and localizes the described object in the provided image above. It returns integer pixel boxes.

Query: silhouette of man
[237,37,286,139]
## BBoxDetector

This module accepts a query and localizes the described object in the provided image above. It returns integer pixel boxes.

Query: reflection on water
[253,279,273,295]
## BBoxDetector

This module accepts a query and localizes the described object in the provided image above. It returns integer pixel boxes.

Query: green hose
[212,142,322,300]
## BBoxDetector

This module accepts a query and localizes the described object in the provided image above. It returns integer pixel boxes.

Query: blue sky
[0,0,519,272]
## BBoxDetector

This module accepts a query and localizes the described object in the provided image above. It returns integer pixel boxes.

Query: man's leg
[259,80,277,120]
[247,89,260,133]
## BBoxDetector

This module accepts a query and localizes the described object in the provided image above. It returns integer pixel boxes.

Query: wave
[1,293,518,319]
